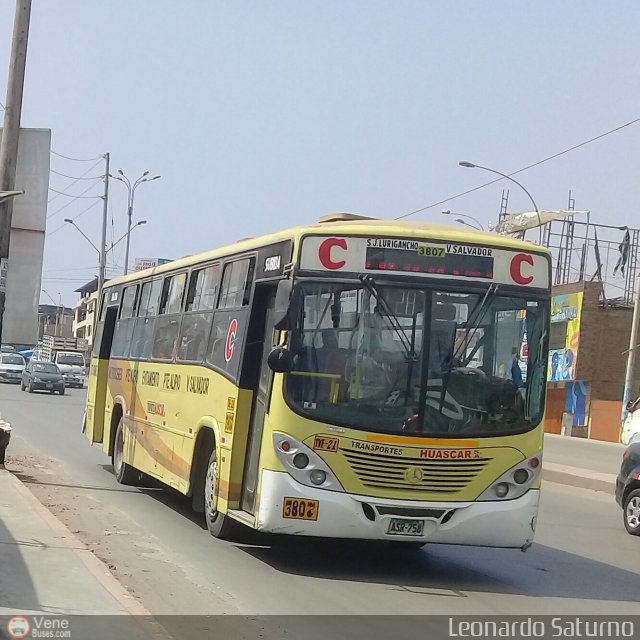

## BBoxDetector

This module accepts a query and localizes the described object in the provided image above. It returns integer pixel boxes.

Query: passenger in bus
[318,328,349,401]
[182,319,206,361]
[154,325,177,360]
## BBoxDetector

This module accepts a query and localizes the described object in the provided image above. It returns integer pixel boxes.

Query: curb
[542,465,616,494]
[2,469,174,640]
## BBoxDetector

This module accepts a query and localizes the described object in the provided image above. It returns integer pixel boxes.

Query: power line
[50,168,104,181]
[50,149,103,162]
[47,159,103,204]
[397,116,640,220]
[46,199,101,237]
[48,186,102,199]
[47,181,102,219]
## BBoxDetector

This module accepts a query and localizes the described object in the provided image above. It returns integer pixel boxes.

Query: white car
[622,399,640,445]
[0,352,26,383]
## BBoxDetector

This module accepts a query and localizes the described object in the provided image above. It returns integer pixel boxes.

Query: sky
[1,1,640,307]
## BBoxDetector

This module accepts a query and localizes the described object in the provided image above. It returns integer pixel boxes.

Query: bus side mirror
[273,279,293,330]
[267,346,293,373]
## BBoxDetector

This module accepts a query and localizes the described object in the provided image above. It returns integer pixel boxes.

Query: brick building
[545,280,638,442]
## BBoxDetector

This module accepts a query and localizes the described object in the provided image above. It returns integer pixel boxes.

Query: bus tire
[112,417,140,486]
[204,449,240,540]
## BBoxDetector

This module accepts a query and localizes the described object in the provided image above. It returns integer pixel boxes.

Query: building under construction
[499,191,639,442]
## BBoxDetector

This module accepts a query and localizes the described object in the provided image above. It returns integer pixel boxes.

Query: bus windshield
[284,281,548,437]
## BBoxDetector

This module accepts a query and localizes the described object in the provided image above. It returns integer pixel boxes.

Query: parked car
[0,352,26,383]
[21,361,66,395]
[615,442,640,536]
[621,398,640,445]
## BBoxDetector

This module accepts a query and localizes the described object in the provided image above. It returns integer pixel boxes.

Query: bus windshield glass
[284,281,548,437]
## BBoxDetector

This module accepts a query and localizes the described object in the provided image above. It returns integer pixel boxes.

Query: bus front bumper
[256,470,539,549]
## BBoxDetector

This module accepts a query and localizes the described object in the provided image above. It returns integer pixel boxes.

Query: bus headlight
[273,432,344,492]
[477,452,542,501]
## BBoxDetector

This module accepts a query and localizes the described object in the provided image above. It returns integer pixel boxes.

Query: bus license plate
[282,497,319,521]
[387,518,424,536]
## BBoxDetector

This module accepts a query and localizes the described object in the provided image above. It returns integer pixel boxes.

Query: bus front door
[86,304,117,443]
[240,287,276,514]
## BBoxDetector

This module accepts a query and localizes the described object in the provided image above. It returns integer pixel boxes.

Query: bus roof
[107,216,550,288]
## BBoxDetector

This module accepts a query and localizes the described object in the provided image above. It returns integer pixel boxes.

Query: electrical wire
[50,168,104,181]
[48,186,102,199]
[47,159,103,204]
[47,181,102,219]
[51,149,104,162]
[397,116,640,220]
[46,199,101,237]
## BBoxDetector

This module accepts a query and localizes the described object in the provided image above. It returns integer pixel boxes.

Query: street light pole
[459,161,542,232]
[622,275,640,425]
[98,153,109,303]
[441,209,484,230]
[0,0,32,344]
[112,170,160,275]
[64,218,147,267]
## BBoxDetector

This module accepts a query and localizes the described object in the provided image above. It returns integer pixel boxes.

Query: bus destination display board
[364,238,494,279]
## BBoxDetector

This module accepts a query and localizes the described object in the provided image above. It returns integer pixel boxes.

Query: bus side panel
[85,357,109,444]
[217,387,254,514]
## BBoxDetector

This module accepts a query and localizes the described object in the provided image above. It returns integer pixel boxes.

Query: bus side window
[151,273,187,360]
[131,279,161,359]
[177,265,219,363]
[92,290,109,358]
[207,257,255,368]
[111,284,138,358]
[217,258,254,310]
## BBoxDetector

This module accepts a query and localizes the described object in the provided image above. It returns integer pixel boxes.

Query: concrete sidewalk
[0,467,151,616]
[0,463,187,640]
[541,433,624,494]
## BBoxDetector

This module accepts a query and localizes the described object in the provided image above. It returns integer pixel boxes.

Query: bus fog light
[309,470,326,486]
[494,483,509,498]
[513,468,529,484]
[293,453,309,469]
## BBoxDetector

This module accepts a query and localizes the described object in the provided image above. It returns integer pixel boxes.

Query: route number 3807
[418,245,446,257]
[282,497,319,521]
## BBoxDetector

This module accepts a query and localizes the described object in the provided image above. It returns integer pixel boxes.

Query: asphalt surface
[2,382,639,615]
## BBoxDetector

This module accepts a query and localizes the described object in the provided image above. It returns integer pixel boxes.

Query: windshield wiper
[358,275,417,360]
[452,283,499,364]
[437,284,499,413]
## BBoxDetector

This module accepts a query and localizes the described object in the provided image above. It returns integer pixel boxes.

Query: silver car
[0,352,26,383]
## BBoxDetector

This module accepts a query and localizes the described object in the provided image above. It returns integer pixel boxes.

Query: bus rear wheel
[204,449,240,540]
[112,418,140,485]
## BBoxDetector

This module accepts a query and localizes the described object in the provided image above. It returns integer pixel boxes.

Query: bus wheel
[204,449,239,540]
[112,418,139,485]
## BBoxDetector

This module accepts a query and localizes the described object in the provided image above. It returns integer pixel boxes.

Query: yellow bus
[84,213,550,549]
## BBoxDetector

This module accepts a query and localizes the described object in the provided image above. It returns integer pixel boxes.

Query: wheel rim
[114,426,124,475]
[204,455,219,523]
[626,496,640,530]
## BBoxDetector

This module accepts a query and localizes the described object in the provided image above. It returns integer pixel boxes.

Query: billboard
[134,258,171,272]
[548,292,583,382]
[0,128,51,347]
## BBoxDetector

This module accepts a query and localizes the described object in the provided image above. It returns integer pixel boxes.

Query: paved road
[2,383,639,616]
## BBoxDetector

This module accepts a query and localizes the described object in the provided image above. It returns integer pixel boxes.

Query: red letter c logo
[319,237,347,270]
[510,253,534,285]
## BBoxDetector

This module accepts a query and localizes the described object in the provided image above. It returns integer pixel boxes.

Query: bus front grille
[341,448,491,493]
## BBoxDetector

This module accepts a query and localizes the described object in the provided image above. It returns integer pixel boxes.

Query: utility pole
[0,0,32,344]
[98,153,109,305]
[622,276,640,423]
